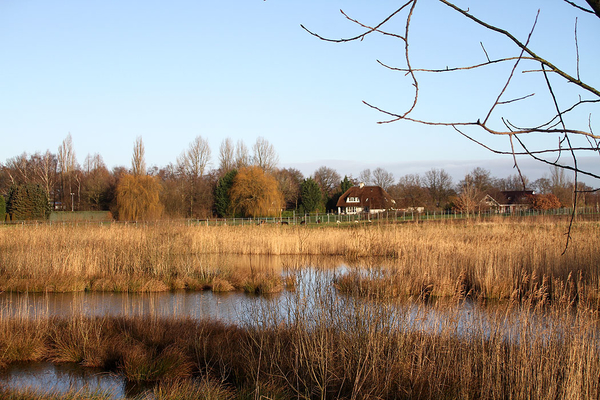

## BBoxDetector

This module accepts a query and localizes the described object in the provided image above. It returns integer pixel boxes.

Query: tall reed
[1,220,599,302]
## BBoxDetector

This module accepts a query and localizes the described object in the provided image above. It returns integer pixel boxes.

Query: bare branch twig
[300,1,413,43]
[564,0,596,14]
[438,0,600,98]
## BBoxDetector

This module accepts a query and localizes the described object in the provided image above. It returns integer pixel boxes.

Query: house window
[347,207,357,213]
[347,196,359,203]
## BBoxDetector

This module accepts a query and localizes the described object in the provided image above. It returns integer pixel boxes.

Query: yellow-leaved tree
[116,136,163,221]
[116,174,163,221]
[229,166,283,218]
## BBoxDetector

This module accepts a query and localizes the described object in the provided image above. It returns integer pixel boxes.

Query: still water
[0,262,562,399]
[0,290,269,323]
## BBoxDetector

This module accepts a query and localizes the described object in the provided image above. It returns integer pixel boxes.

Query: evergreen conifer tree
[300,178,323,213]
[6,184,51,220]
[214,169,237,218]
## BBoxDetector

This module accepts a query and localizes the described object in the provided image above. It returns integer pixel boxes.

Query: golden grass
[0,220,599,302]
[1,281,599,400]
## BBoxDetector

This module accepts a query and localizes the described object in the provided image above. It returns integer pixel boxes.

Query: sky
[1,0,598,185]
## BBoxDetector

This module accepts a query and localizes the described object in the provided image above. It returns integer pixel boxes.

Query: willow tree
[229,166,283,218]
[116,174,163,221]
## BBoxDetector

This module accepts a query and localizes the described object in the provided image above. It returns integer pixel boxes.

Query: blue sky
[1,0,598,183]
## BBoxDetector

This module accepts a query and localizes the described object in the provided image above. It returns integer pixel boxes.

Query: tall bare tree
[358,169,373,185]
[235,140,251,169]
[81,153,111,211]
[372,167,395,190]
[177,136,212,217]
[459,167,497,194]
[178,136,211,180]
[424,168,454,209]
[393,173,431,210]
[497,174,531,191]
[5,153,31,185]
[313,166,341,198]
[33,151,58,206]
[218,137,236,174]
[131,136,146,177]
[274,167,304,210]
[58,134,78,211]
[252,136,279,172]
[455,174,484,215]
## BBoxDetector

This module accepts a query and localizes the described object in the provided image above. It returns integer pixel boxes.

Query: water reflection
[0,362,125,399]
[0,290,287,324]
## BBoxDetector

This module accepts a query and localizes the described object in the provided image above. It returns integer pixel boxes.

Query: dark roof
[336,185,396,210]
[489,190,534,205]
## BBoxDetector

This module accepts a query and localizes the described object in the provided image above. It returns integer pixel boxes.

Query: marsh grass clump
[241,272,283,295]
[150,378,235,400]
[0,319,48,368]
[120,343,193,382]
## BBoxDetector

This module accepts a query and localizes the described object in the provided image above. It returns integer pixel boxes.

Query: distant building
[483,190,534,213]
[336,183,396,215]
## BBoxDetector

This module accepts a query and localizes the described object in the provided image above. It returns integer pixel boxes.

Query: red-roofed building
[336,183,396,215]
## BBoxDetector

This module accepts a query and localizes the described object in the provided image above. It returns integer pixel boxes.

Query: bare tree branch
[586,0,600,17]
[438,0,600,98]
[564,0,596,14]
[377,56,537,73]
[483,11,539,125]
[300,1,412,43]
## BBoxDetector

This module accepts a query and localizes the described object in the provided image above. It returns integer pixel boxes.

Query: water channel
[0,257,575,399]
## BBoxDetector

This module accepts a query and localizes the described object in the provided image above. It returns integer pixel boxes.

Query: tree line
[0,134,597,221]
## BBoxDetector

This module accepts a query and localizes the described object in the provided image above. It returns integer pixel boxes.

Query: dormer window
[347,196,360,203]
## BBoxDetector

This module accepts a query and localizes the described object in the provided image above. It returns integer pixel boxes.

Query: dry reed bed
[0,221,599,302]
[1,284,599,400]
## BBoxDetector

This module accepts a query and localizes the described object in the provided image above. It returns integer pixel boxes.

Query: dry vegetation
[1,218,600,398]
[0,281,599,399]
[1,219,599,304]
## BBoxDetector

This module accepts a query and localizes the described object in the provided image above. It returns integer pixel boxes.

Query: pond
[0,259,573,399]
